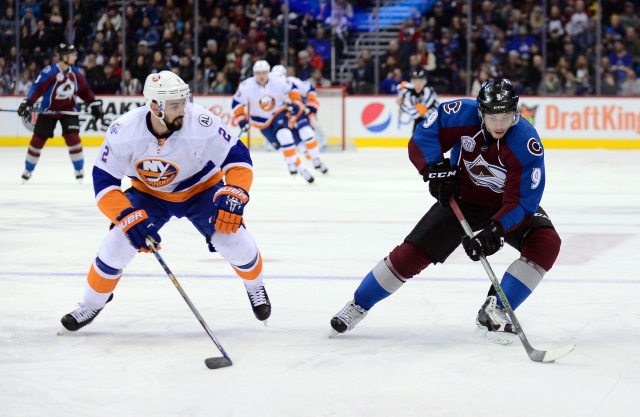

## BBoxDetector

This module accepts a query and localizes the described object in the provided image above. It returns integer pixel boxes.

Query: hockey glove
[117,207,161,251]
[88,100,104,122]
[213,185,249,234]
[17,100,34,117]
[239,119,250,134]
[462,221,505,261]
[423,159,459,208]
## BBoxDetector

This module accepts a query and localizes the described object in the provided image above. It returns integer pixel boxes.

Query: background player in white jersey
[60,71,271,332]
[17,44,104,183]
[231,60,314,183]
[270,65,328,174]
[396,69,439,132]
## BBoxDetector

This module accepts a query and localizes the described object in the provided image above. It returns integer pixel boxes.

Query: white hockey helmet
[253,60,271,74]
[143,71,191,113]
[271,65,287,77]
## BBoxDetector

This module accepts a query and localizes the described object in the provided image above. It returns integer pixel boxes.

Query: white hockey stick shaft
[449,198,575,363]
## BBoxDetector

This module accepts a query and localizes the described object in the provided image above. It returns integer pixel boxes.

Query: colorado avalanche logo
[258,95,276,111]
[136,158,179,187]
[463,155,506,193]
[527,138,543,156]
[361,103,391,133]
[443,101,462,115]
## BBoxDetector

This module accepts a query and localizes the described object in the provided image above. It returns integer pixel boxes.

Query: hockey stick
[0,108,90,115]
[146,238,233,369]
[449,198,575,363]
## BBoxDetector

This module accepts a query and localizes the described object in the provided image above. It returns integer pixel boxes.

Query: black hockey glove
[88,100,104,122]
[423,159,459,208]
[462,221,505,261]
[17,100,34,117]
[117,207,161,252]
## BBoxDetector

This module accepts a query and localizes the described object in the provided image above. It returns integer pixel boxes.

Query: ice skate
[59,293,114,333]
[21,170,32,183]
[312,158,328,174]
[297,165,315,183]
[329,300,368,337]
[287,163,297,175]
[245,283,271,325]
[475,295,517,345]
[75,169,84,184]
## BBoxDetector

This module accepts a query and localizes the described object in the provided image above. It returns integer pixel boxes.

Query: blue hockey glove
[117,207,161,251]
[238,119,250,133]
[17,100,34,117]
[423,159,459,208]
[213,185,249,234]
[462,221,505,261]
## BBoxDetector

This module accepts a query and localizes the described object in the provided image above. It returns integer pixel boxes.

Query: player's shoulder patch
[42,65,53,74]
[198,113,213,127]
[442,101,462,115]
[527,137,543,156]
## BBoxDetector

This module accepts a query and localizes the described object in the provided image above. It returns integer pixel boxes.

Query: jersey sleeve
[27,66,57,104]
[73,67,96,103]
[491,125,546,232]
[92,135,134,223]
[408,107,445,174]
[231,83,248,123]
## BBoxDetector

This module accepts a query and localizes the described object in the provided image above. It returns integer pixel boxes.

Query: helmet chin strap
[151,103,168,128]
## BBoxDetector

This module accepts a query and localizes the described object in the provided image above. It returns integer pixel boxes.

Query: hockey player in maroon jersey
[17,43,104,183]
[330,79,562,345]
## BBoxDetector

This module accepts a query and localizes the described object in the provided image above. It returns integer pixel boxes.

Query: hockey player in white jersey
[60,71,271,331]
[270,65,328,174]
[232,60,314,183]
[396,69,439,132]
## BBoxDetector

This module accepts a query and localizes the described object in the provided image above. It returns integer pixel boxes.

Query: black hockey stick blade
[449,198,575,363]
[205,356,233,369]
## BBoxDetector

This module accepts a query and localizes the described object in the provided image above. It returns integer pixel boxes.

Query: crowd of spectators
[351,0,640,96]
[0,0,639,97]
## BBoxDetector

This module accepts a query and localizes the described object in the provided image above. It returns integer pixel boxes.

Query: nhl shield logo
[461,136,476,152]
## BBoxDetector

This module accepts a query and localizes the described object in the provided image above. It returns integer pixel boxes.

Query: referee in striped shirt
[396,69,440,132]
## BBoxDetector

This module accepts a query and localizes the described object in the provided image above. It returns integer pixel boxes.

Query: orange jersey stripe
[131,172,223,202]
[224,166,253,192]
[87,264,121,293]
[97,189,133,223]
[232,253,263,280]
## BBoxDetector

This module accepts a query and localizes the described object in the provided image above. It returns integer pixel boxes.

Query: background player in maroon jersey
[17,43,104,183]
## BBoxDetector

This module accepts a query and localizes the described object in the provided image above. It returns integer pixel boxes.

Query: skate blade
[329,329,341,338]
[262,319,268,327]
[474,326,516,345]
[57,327,73,335]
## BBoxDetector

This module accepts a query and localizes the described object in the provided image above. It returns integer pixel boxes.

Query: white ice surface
[1,146,639,417]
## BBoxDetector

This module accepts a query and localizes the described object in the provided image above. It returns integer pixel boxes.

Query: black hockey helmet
[57,43,77,59]
[477,78,519,114]
[410,69,427,81]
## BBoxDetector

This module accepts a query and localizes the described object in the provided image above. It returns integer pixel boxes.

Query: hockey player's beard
[164,116,184,132]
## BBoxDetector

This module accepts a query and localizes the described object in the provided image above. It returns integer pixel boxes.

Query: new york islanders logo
[136,158,179,188]
[361,103,391,133]
[258,95,276,112]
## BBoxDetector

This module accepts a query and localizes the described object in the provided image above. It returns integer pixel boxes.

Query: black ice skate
[475,295,517,344]
[329,300,368,337]
[245,284,271,324]
[75,169,84,183]
[312,158,328,174]
[21,170,32,183]
[60,293,114,332]
[297,166,315,183]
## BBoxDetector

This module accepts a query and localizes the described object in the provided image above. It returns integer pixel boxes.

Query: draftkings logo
[520,103,538,125]
[136,158,179,187]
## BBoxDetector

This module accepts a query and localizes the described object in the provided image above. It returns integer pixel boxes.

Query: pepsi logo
[136,158,179,187]
[361,103,391,133]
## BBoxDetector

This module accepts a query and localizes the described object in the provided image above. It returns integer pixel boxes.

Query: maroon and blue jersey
[27,64,96,113]
[409,98,545,233]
